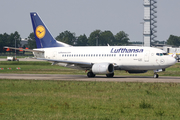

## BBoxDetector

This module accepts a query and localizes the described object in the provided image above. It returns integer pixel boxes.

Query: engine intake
[92,63,114,74]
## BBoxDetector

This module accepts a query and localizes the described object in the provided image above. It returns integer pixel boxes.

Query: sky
[0,0,179,42]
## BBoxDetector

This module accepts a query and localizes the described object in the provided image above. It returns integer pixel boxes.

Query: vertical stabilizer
[30,12,71,48]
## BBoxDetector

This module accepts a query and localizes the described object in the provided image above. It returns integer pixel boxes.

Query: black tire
[87,72,95,78]
[153,73,159,78]
[106,73,114,78]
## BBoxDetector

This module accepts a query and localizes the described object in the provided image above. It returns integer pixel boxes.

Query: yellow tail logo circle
[36,25,46,39]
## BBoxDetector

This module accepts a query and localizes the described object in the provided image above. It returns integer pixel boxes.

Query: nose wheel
[153,73,159,78]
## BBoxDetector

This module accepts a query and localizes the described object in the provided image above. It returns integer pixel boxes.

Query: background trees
[76,34,88,46]
[27,32,36,49]
[0,30,131,53]
[87,30,129,46]
[114,31,129,46]
[55,31,76,46]
[54,30,130,46]
[88,30,102,46]
[1,30,180,54]
[167,35,180,47]
[0,31,21,53]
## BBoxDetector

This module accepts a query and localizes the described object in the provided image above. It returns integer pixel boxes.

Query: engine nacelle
[92,63,114,74]
[127,70,148,74]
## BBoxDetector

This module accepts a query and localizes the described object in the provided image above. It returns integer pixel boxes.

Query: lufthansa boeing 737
[5,12,176,78]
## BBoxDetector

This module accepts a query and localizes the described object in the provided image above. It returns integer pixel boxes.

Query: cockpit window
[163,53,168,55]
[156,53,168,56]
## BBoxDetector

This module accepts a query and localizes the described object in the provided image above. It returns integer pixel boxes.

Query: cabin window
[156,53,159,56]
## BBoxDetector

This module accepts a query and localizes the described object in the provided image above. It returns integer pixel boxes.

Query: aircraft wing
[37,58,119,70]
[4,47,44,53]
[37,58,93,66]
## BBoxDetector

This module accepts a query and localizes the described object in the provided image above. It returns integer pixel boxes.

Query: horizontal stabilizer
[4,46,44,53]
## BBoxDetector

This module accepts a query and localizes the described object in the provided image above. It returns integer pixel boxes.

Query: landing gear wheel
[106,73,114,78]
[87,72,95,78]
[153,73,159,78]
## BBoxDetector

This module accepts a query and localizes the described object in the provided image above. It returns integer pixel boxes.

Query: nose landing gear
[153,73,159,78]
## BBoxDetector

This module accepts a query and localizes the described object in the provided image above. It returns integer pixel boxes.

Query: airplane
[5,12,177,78]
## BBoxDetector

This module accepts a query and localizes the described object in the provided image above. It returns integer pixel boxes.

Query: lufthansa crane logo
[36,25,46,39]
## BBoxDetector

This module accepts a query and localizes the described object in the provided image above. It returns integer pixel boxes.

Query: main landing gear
[153,73,159,78]
[106,73,114,78]
[87,71,114,78]
[87,71,96,77]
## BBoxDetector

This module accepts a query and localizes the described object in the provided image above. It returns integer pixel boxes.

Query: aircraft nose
[168,57,176,65]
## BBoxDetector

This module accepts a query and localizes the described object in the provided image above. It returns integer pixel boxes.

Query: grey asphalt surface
[0,74,180,83]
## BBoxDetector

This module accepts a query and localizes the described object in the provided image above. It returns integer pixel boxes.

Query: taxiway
[0,74,180,83]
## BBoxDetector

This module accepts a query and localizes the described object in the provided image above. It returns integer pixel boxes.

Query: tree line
[167,35,180,47]
[0,30,180,53]
[0,30,130,53]
[0,31,21,53]
[30,30,130,48]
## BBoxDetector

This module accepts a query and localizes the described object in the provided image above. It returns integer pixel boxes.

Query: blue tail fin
[30,12,71,48]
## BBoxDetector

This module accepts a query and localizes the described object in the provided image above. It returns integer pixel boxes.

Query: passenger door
[144,50,149,62]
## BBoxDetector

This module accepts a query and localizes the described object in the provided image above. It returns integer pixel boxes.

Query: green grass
[1,80,180,119]
[0,62,180,119]
[0,61,180,76]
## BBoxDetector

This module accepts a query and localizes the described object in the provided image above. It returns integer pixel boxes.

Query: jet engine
[92,63,114,74]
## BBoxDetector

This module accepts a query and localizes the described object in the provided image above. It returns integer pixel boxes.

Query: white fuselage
[34,46,176,71]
